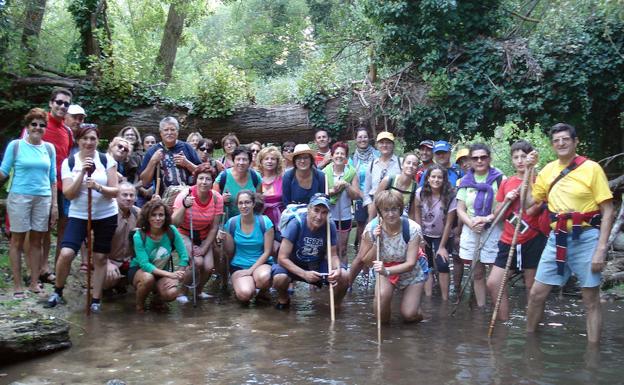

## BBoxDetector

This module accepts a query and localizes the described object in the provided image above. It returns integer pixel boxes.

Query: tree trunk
[153,2,186,84]
[21,0,47,54]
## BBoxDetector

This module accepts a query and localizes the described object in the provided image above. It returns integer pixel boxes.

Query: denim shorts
[535,228,601,288]
[354,200,368,223]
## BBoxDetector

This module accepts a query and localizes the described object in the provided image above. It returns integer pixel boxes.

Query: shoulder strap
[547,156,587,194]
[250,170,260,188]
[408,181,417,209]
[228,217,237,237]
[256,215,267,234]
[219,169,228,192]
[401,217,410,244]
[166,226,176,252]
[369,159,375,174]
[385,175,394,190]
[99,152,108,168]
[130,206,139,219]
[495,174,503,188]
[68,153,75,171]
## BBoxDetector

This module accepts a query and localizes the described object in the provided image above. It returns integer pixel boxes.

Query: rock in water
[0,313,71,363]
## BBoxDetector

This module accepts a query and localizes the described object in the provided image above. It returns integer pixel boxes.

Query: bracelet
[97,184,102,193]
[183,201,192,209]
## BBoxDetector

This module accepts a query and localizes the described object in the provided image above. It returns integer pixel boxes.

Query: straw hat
[288,144,316,161]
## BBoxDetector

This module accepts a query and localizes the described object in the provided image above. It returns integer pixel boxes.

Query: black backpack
[68,151,108,171]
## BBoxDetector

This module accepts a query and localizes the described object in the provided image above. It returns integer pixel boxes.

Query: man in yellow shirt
[526,123,614,344]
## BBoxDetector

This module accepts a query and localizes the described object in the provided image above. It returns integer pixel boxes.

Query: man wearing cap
[418,140,464,187]
[65,104,86,138]
[415,140,434,184]
[455,148,471,176]
[271,193,349,309]
[364,132,403,221]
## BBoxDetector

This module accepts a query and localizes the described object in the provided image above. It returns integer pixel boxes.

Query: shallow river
[4,279,624,385]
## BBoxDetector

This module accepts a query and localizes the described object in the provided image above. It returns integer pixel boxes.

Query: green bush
[193,59,249,118]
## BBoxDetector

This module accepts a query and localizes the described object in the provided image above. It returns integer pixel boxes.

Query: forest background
[0,0,623,175]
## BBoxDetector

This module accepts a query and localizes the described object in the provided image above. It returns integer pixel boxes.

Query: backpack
[218,169,260,192]
[385,175,417,212]
[278,203,308,232]
[228,214,267,237]
[369,156,402,174]
[129,226,177,272]
[370,216,411,244]
[68,151,108,171]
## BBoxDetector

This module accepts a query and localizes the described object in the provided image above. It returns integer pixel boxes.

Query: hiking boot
[90,302,102,313]
[45,292,65,308]
[176,295,189,304]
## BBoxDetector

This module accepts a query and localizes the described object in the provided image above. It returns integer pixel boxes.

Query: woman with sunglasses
[456,143,505,308]
[218,190,274,304]
[108,137,132,182]
[281,141,296,170]
[323,142,361,265]
[0,108,56,298]
[47,125,119,312]
[249,141,263,170]
[172,163,223,299]
[197,138,225,174]
[117,126,144,186]
[351,190,425,323]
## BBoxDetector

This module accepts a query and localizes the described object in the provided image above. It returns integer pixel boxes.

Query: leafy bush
[193,59,249,118]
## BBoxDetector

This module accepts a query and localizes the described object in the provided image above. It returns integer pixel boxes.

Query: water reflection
[4,283,623,384]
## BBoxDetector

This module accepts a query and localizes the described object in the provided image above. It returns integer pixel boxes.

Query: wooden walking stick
[155,163,161,198]
[488,168,532,337]
[188,202,198,307]
[451,199,512,316]
[376,218,382,345]
[86,167,94,316]
[325,178,336,322]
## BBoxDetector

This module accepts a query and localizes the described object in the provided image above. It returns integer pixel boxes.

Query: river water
[4,278,624,385]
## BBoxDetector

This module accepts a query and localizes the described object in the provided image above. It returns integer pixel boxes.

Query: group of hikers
[0,87,614,344]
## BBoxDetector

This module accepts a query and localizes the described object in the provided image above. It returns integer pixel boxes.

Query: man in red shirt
[42,88,74,266]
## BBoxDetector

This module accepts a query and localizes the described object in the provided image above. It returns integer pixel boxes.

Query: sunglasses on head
[117,144,129,153]
[471,155,490,162]
[53,99,70,107]
[30,122,46,128]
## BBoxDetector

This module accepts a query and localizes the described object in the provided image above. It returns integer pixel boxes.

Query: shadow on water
[3,280,624,384]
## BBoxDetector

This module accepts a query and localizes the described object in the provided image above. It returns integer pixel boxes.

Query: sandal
[39,271,56,284]
[13,291,27,300]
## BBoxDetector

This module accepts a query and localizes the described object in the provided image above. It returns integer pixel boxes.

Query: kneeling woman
[218,190,274,304]
[351,190,425,323]
[129,200,190,312]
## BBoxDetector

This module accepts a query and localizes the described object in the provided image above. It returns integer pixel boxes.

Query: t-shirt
[227,214,274,269]
[418,164,464,188]
[456,171,503,217]
[215,168,261,219]
[173,187,224,239]
[414,187,457,238]
[281,213,337,268]
[363,155,402,206]
[42,112,73,191]
[130,225,189,273]
[496,176,542,244]
[281,168,326,206]
[533,158,612,214]
[315,150,330,166]
[139,141,202,190]
[0,139,56,196]
[61,152,118,220]
[108,207,139,262]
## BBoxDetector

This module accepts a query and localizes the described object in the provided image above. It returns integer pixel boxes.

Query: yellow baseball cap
[455,148,469,162]
[376,131,395,142]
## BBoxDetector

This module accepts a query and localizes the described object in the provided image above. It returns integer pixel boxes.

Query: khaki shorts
[459,223,502,264]
[7,193,51,233]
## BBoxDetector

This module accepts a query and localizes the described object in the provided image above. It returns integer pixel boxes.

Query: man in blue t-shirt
[139,116,201,195]
[419,140,464,187]
[271,194,349,309]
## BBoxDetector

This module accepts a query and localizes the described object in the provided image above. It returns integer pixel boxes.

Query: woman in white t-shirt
[47,125,119,313]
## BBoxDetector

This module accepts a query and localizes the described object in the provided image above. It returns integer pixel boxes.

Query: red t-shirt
[173,188,224,239]
[496,175,541,244]
[315,151,330,167]
[42,112,73,190]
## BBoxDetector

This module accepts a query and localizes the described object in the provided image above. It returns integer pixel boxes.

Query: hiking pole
[488,168,532,337]
[188,202,198,307]
[376,218,382,345]
[450,199,512,316]
[337,196,343,266]
[86,167,94,316]
[221,193,229,291]
[326,178,336,322]
[155,163,161,198]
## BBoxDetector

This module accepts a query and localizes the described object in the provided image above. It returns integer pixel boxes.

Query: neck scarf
[352,145,376,167]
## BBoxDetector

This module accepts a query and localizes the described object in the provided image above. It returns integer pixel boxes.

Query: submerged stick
[488,168,532,337]
[376,219,382,345]
[325,179,336,322]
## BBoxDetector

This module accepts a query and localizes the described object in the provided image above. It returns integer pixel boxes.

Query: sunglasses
[30,122,46,128]
[471,155,490,162]
[251,149,260,153]
[53,99,70,107]
[116,144,130,153]
[198,147,208,152]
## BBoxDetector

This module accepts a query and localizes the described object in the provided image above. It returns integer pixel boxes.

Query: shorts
[231,263,271,274]
[61,214,118,254]
[423,235,454,273]
[459,223,502,264]
[334,219,352,232]
[354,200,368,223]
[7,193,51,232]
[494,234,547,270]
[128,266,139,284]
[535,228,601,288]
